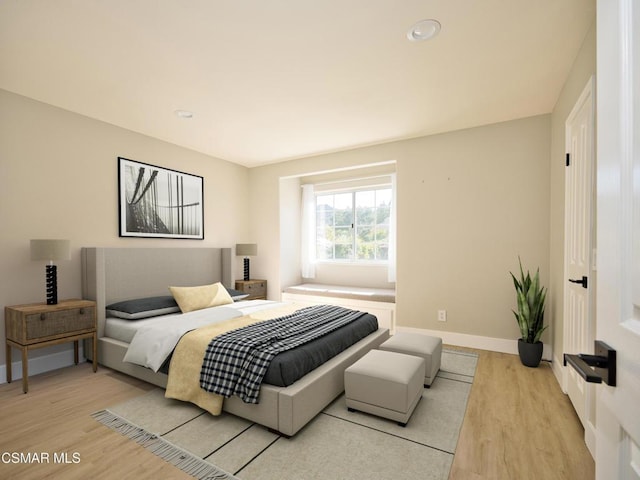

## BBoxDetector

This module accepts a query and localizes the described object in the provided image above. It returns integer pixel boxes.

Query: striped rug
[93,349,477,480]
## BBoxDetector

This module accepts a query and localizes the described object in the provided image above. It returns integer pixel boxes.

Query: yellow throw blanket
[165,303,303,414]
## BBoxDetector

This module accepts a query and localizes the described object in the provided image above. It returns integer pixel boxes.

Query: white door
[564,76,596,455]
[595,0,640,478]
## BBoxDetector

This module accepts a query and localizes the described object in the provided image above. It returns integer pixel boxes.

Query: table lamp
[236,243,257,281]
[30,239,71,305]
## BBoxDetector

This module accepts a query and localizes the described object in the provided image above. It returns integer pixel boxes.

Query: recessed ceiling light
[407,19,441,42]
[174,109,193,119]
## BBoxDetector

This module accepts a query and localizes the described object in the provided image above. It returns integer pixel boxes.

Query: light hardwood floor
[450,348,595,479]
[0,349,594,479]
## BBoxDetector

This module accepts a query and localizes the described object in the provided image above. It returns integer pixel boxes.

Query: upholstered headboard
[81,247,232,337]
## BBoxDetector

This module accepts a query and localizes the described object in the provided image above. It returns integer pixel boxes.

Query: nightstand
[235,279,267,300]
[5,299,97,393]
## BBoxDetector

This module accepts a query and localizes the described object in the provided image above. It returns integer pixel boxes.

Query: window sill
[315,260,389,267]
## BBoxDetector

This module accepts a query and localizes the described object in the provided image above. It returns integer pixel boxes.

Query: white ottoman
[379,333,442,387]
[344,349,425,427]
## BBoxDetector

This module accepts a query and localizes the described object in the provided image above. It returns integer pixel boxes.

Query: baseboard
[396,326,553,361]
[551,351,567,392]
[0,344,86,384]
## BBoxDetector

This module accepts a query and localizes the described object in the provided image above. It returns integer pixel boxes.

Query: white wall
[398,116,550,339]
[279,176,302,288]
[310,263,392,289]
[0,89,250,373]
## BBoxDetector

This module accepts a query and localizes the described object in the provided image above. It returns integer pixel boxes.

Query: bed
[81,247,389,436]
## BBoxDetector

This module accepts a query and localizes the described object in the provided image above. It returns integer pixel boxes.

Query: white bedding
[120,300,285,372]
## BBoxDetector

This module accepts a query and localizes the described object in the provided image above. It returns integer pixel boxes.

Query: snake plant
[511,258,547,343]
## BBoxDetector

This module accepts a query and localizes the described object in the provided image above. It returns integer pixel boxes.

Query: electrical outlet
[438,310,447,322]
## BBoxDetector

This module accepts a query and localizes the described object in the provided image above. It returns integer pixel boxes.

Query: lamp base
[243,258,250,281]
[45,264,58,305]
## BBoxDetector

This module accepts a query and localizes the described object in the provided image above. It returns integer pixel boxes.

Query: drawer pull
[40,313,46,321]
[79,308,85,315]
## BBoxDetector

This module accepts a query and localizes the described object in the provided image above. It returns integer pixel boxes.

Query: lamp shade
[30,239,71,262]
[236,243,257,256]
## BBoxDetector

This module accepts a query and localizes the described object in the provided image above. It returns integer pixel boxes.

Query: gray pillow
[225,288,251,301]
[106,296,180,320]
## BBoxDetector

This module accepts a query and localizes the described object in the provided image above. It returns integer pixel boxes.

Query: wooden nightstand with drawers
[235,279,267,300]
[5,299,97,393]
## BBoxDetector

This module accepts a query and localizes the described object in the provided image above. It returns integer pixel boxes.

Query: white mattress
[105,315,166,343]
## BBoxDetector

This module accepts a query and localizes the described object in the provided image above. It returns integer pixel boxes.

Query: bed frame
[81,247,389,436]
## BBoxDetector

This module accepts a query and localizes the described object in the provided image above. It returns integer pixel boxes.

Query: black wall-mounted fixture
[568,275,588,289]
[564,340,616,386]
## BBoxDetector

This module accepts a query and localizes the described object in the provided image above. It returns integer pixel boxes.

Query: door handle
[563,340,616,386]
[568,276,588,288]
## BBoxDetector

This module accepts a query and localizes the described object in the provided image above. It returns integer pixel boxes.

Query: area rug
[93,349,477,480]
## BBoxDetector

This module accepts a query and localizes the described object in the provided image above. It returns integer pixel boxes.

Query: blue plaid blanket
[199,304,365,403]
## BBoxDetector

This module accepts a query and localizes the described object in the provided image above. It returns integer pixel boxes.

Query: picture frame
[118,157,204,239]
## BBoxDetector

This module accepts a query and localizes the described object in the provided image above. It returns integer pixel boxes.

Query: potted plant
[510,258,547,367]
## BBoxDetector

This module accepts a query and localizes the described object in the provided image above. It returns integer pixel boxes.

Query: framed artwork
[118,157,204,239]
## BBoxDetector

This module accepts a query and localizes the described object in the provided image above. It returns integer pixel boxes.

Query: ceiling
[0,1,595,167]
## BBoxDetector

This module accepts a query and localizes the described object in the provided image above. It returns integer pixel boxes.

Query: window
[316,187,391,262]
